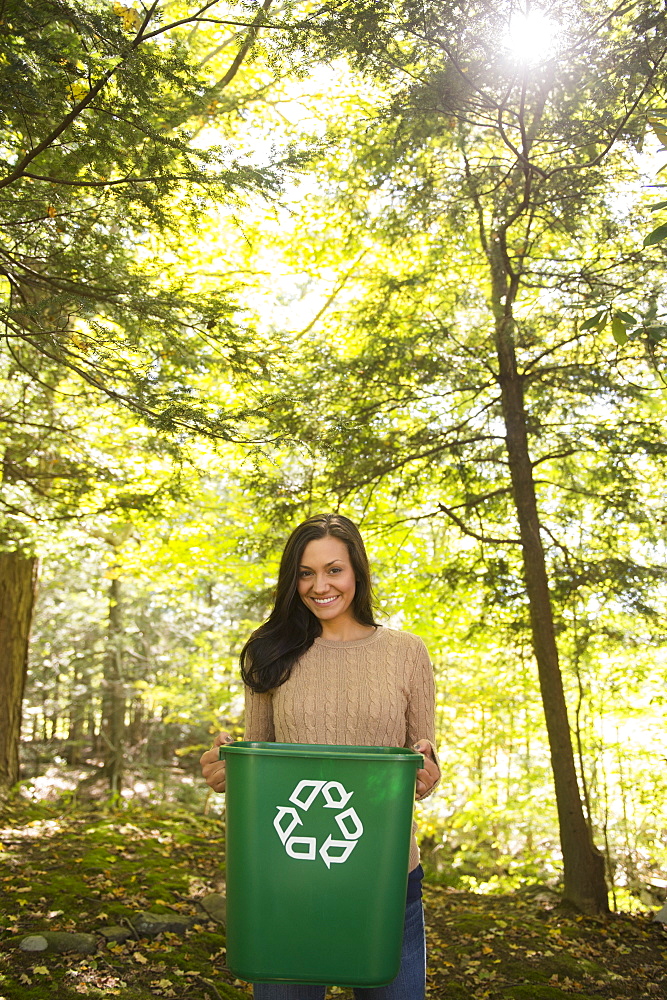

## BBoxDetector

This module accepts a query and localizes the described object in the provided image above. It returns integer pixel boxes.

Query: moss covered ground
[422,883,666,999]
[0,799,665,999]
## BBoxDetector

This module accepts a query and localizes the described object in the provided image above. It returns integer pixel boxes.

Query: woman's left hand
[413,741,440,800]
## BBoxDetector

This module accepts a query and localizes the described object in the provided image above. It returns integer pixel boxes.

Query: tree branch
[21,171,209,188]
[214,0,275,93]
[546,46,667,181]
[437,502,521,544]
[0,0,277,191]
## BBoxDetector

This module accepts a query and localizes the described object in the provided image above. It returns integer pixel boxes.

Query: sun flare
[504,9,559,64]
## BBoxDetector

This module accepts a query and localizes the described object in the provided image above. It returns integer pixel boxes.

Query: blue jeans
[252,896,426,1000]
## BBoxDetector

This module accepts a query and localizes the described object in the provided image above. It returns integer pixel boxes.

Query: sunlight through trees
[1,0,666,921]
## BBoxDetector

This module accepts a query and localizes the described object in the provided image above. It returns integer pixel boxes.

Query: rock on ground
[99,925,132,943]
[199,893,226,925]
[132,911,194,937]
[19,935,48,953]
[20,932,97,954]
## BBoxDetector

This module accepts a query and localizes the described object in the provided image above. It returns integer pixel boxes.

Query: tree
[21,461,267,793]
[0,0,286,793]
[229,0,667,912]
[643,109,667,249]
[0,552,37,791]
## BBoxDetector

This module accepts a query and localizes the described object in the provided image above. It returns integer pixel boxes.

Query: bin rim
[219,740,423,764]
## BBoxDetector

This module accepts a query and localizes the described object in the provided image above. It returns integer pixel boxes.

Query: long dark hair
[240,514,378,693]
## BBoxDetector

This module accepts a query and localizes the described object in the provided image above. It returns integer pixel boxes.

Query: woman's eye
[329,567,342,574]
[299,570,312,578]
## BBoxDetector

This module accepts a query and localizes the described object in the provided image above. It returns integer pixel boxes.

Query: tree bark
[490,244,609,914]
[0,550,38,795]
[66,665,82,766]
[101,575,125,795]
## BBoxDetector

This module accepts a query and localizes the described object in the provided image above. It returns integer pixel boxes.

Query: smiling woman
[237,514,379,693]
[200,512,441,1000]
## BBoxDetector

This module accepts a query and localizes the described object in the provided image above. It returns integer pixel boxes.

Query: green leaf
[581,310,606,330]
[648,118,667,147]
[643,223,667,247]
[645,325,667,342]
[649,200,667,212]
[615,310,636,324]
[611,315,627,345]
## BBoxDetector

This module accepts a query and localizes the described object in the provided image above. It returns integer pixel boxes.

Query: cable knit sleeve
[406,637,441,795]
[244,685,275,742]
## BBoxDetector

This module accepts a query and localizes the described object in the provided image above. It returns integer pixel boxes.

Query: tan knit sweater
[244,626,440,872]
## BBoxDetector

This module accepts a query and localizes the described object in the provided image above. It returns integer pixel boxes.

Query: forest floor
[0,798,665,1000]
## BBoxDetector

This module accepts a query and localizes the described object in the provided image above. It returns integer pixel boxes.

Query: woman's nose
[312,574,329,593]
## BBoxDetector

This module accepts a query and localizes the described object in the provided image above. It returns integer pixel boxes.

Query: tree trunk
[101,576,125,795]
[490,247,609,914]
[66,665,81,766]
[0,550,38,795]
[87,701,98,747]
[127,698,146,756]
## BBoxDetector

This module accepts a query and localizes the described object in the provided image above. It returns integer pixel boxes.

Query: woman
[200,513,440,1000]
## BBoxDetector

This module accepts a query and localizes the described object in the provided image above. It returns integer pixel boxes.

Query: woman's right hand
[200,731,235,792]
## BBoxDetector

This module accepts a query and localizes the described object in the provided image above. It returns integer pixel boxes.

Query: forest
[1,1,667,998]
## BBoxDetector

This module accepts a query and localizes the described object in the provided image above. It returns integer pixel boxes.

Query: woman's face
[297,535,357,625]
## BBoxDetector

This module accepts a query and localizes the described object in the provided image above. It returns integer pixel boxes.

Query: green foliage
[187,0,667,900]
[6,0,667,915]
[645,108,667,247]
[23,482,261,778]
[0,1,293,553]
[0,1,288,538]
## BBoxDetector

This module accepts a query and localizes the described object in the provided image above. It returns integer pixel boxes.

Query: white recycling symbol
[273,779,364,868]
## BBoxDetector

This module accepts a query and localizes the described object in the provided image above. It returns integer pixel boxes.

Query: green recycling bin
[220,741,422,987]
